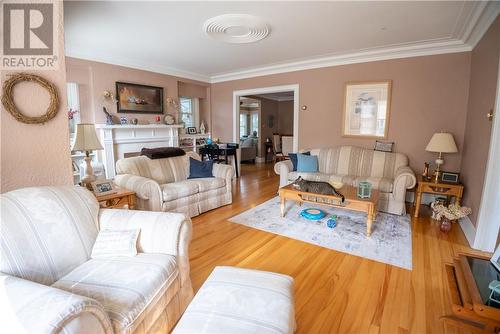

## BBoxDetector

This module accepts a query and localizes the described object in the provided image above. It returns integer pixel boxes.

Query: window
[180,97,199,128]
[251,113,258,135]
[66,82,81,137]
[240,114,248,138]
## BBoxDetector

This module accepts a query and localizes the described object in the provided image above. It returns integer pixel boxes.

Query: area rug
[229,197,412,270]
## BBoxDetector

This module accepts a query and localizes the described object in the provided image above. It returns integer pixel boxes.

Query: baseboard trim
[458,216,476,248]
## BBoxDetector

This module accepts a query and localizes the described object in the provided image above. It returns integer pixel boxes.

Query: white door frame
[233,84,300,152]
[473,57,500,252]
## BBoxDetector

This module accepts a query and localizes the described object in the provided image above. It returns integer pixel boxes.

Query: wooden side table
[95,188,136,209]
[413,176,464,218]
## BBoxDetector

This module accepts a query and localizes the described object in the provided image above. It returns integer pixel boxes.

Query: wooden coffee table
[278,184,379,236]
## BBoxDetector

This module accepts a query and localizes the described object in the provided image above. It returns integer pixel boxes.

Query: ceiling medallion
[203,14,270,44]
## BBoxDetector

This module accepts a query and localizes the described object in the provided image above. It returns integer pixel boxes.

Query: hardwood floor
[189,163,490,334]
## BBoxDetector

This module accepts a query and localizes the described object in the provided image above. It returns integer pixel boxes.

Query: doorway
[233,84,299,167]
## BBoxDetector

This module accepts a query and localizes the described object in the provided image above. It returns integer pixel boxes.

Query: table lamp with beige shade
[71,123,103,189]
[425,132,458,182]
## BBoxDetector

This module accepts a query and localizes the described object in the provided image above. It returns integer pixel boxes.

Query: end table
[95,187,136,209]
[414,175,464,218]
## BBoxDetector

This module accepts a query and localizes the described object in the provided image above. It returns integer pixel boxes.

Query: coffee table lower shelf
[278,184,379,237]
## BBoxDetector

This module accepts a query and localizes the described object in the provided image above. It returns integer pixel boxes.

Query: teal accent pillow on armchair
[296,153,318,173]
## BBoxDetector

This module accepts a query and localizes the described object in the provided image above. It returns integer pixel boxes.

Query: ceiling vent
[203,14,270,44]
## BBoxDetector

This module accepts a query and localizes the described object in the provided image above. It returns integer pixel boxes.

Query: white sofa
[274,146,416,215]
[0,186,193,334]
[114,152,233,218]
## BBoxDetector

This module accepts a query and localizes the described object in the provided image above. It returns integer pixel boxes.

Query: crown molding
[210,3,498,83]
[65,2,498,85]
[65,48,211,83]
[210,39,471,83]
[462,1,500,48]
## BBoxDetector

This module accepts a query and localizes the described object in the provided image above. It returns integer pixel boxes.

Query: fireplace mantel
[95,124,184,178]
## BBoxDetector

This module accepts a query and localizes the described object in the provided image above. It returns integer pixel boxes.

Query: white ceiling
[64,1,499,83]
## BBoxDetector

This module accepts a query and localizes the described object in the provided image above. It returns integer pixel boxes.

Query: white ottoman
[173,266,295,334]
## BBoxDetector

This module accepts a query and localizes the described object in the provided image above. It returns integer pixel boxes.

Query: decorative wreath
[1,73,59,124]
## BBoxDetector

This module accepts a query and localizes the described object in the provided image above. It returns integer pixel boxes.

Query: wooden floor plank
[189,163,491,333]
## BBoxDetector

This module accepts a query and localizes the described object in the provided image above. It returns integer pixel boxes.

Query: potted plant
[431,202,472,233]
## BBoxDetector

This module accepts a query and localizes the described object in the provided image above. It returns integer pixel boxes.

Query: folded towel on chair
[140,147,186,159]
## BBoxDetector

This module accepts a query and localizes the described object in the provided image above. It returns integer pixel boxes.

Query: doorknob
[487,109,494,121]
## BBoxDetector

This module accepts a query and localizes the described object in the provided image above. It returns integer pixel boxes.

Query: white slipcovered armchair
[0,186,193,334]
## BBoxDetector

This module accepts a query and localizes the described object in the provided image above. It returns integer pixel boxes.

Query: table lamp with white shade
[71,123,103,189]
[425,132,458,182]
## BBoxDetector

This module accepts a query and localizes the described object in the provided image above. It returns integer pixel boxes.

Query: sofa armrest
[274,160,293,188]
[98,209,192,284]
[0,274,112,334]
[394,166,417,189]
[213,163,234,180]
[114,174,163,211]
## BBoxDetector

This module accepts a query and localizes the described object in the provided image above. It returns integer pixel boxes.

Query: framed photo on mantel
[342,80,392,139]
[116,82,164,114]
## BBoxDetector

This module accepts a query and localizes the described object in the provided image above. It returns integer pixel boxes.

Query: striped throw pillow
[91,229,140,258]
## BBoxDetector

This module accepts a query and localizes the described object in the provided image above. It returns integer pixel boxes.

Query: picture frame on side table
[187,127,197,135]
[441,171,460,184]
[343,80,392,139]
[91,179,117,196]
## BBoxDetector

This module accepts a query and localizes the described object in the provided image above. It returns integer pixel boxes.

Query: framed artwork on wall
[342,80,392,139]
[116,82,164,114]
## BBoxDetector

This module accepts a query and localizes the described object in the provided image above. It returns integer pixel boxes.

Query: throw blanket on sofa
[141,147,186,159]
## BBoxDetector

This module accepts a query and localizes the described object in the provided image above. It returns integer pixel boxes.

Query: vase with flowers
[430,202,472,233]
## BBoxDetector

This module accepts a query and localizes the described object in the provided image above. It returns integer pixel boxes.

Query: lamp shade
[71,123,103,151]
[425,132,458,153]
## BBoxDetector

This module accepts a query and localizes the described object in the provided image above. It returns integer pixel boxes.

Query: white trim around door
[473,56,500,252]
[232,84,300,152]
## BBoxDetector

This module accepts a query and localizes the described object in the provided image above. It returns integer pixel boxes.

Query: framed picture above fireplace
[116,82,164,114]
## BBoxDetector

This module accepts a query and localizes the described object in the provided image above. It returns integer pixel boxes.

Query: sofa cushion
[288,172,356,186]
[161,180,200,202]
[187,177,226,193]
[161,178,226,202]
[52,253,180,333]
[0,186,99,286]
[353,176,394,193]
[116,153,197,185]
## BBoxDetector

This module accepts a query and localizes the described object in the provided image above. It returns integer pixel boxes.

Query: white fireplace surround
[95,124,184,178]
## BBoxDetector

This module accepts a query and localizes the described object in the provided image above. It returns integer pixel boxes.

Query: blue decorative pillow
[188,157,214,179]
[296,153,318,173]
[289,151,310,171]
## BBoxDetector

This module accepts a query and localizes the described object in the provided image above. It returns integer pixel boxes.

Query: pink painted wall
[1,1,73,192]
[278,100,294,135]
[66,57,210,129]
[460,16,500,226]
[211,53,471,173]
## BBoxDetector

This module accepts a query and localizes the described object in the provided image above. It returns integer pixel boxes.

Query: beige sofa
[274,146,416,215]
[0,186,193,334]
[114,152,233,218]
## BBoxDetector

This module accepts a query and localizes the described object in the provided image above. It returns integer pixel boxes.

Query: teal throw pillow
[296,153,318,173]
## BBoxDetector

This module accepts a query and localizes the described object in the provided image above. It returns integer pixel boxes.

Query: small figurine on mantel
[199,120,206,134]
[102,107,114,125]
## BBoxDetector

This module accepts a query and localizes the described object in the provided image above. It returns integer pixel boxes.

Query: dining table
[199,143,239,178]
